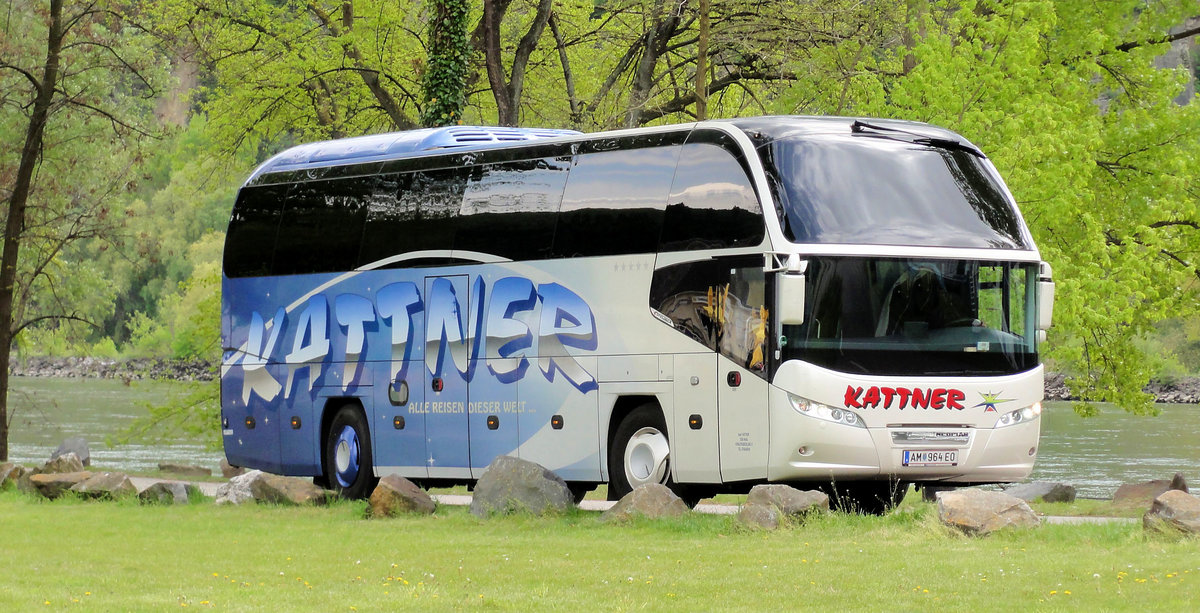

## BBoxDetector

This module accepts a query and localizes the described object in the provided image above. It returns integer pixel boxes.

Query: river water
[5,377,1196,498]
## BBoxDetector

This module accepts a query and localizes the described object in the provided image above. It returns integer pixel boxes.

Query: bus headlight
[788,394,866,428]
[995,402,1041,428]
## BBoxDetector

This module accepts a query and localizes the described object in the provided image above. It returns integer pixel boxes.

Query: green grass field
[2,489,1196,611]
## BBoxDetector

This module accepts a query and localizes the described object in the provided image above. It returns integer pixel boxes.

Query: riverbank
[9,357,1200,403]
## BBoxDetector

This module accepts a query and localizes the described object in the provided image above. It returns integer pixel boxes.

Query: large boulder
[28,471,93,500]
[1113,473,1189,508]
[1004,482,1077,504]
[214,470,264,505]
[469,455,573,517]
[937,489,1040,536]
[368,475,436,517]
[158,463,212,478]
[737,485,829,530]
[1143,490,1200,537]
[70,472,137,500]
[42,452,85,474]
[602,484,689,522]
[249,473,330,506]
[139,481,192,505]
[51,437,90,467]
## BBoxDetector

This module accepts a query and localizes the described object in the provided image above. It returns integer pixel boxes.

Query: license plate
[903,449,958,466]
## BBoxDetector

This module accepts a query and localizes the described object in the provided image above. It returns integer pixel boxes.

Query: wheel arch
[605,395,666,475]
[318,397,368,477]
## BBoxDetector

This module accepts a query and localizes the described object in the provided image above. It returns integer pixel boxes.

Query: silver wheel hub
[624,426,670,487]
[336,439,352,473]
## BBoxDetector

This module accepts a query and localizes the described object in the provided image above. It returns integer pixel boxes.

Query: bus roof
[245,116,979,185]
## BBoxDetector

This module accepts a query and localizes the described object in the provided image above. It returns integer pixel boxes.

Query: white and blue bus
[221,117,1053,512]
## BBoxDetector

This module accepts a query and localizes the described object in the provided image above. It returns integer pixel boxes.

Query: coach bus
[221,116,1054,512]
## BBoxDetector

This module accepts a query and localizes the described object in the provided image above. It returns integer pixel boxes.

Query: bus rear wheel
[324,405,378,499]
[608,405,673,501]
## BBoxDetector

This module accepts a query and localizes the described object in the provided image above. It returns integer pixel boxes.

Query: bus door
[372,361,427,479]
[716,263,771,481]
[424,275,472,478]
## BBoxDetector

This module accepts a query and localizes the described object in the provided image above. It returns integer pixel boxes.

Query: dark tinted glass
[224,184,288,278]
[650,256,770,376]
[358,168,467,267]
[551,146,679,258]
[766,136,1028,248]
[456,157,569,260]
[660,143,764,252]
[272,176,372,275]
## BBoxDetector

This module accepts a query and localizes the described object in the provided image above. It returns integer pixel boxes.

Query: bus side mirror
[778,273,806,325]
[1037,262,1054,331]
[766,253,807,325]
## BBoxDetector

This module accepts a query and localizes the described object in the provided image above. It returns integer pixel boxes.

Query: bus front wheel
[323,405,378,499]
[608,405,672,501]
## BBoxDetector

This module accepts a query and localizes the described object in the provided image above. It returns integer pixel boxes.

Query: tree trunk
[1,0,64,461]
[694,0,710,120]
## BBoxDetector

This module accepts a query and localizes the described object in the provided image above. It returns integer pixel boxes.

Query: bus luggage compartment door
[671,353,721,483]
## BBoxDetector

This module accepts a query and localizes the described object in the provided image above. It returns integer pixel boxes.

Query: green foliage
[420,0,472,127]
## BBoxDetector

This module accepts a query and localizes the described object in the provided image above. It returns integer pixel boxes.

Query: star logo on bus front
[974,392,1014,413]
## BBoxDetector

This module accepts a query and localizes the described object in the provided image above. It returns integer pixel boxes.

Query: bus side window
[358,168,467,267]
[273,175,373,276]
[650,257,769,377]
[225,183,289,278]
[660,142,764,252]
[457,158,568,261]
[552,147,678,258]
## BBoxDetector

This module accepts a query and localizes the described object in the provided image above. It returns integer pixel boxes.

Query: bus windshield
[762,135,1030,249]
[781,257,1038,376]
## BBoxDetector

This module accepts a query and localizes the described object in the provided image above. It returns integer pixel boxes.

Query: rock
[746,484,829,517]
[1113,475,1189,508]
[601,484,689,522]
[70,472,137,499]
[51,437,90,467]
[1170,472,1189,493]
[469,455,573,517]
[1143,490,1200,536]
[139,481,191,505]
[736,503,780,530]
[367,475,436,517]
[0,462,28,489]
[215,470,263,505]
[1004,482,1077,503]
[158,463,212,477]
[221,459,246,479]
[42,452,85,474]
[249,473,330,506]
[937,489,1040,536]
[28,471,93,500]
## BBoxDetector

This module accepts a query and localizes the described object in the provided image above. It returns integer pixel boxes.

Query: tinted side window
[225,184,288,278]
[551,146,679,258]
[650,256,770,376]
[457,157,569,260]
[661,143,764,252]
[358,168,467,267]
[272,176,372,275]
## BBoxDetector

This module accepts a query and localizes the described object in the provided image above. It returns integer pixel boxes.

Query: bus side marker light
[245,416,256,430]
[432,378,444,392]
[551,415,564,430]
[689,414,703,430]
[290,416,302,430]
[727,371,741,387]
[393,416,405,430]
[487,416,500,430]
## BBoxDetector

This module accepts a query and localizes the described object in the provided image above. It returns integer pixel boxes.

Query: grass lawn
[2,488,1196,611]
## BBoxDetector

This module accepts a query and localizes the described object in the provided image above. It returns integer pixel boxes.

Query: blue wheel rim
[333,425,360,488]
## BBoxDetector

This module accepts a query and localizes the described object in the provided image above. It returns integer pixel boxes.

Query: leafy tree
[422,0,472,126]
[0,0,165,460]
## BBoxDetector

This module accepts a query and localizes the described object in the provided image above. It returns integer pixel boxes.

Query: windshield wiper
[850,120,986,159]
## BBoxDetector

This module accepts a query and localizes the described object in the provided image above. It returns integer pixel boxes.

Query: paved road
[129,478,1132,524]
